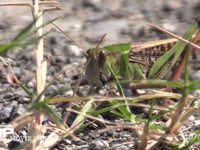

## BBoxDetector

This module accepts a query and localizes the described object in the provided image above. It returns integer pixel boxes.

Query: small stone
[194,120,200,126]
[188,115,195,121]
[22,97,31,103]
[44,132,61,147]
[124,89,133,97]
[162,23,176,32]
[64,90,73,96]
[45,85,58,96]
[67,45,83,57]
[9,104,26,121]
[49,36,58,45]
[27,81,34,88]
[82,0,106,11]
[192,71,200,80]
[90,139,109,149]
[12,66,21,75]
[3,93,13,100]
[0,106,14,123]
[8,140,21,149]
[110,142,129,150]
[54,56,67,63]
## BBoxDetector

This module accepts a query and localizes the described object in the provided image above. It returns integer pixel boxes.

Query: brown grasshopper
[129,38,199,79]
[85,22,200,93]
[129,23,200,81]
[53,22,200,93]
[129,38,178,67]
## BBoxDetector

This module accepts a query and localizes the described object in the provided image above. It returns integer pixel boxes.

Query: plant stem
[33,0,47,124]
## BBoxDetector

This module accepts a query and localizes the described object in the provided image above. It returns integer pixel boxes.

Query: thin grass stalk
[32,0,47,125]
[138,124,148,150]
[148,23,200,51]
[168,29,200,133]
[168,46,190,132]
[23,1,47,149]
[138,100,155,149]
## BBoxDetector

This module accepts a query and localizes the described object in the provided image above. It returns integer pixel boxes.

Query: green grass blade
[106,62,133,119]
[119,51,130,79]
[0,18,57,55]
[149,124,165,130]
[103,43,132,80]
[179,129,200,149]
[89,105,113,116]
[19,83,35,97]
[148,24,198,79]
[12,20,36,43]
[70,99,94,130]
[29,101,62,126]
[106,61,125,96]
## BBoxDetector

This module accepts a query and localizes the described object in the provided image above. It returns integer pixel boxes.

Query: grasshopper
[85,22,200,93]
[85,40,136,93]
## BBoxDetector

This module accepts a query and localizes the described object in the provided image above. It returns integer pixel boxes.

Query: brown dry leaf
[7,71,16,86]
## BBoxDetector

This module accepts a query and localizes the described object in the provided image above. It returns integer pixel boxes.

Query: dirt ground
[1,0,200,149]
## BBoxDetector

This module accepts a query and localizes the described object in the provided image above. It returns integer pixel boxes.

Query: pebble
[8,140,21,149]
[45,85,58,96]
[0,106,14,123]
[110,142,129,150]
[191,70,200,80]
[162,23,176,32]
[82,0,107,12]
[67,45,84,57]
[92,139,109,149]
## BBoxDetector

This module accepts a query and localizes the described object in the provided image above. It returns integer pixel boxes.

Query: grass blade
[148,24,198,79]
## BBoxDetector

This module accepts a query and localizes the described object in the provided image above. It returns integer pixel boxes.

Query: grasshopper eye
[98,51,106,68]
[99,51,106,62]
[86,49,91,55]
[86,49,92,59]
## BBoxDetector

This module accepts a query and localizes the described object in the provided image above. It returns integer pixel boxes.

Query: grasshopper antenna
[93,33,107,59]
[148,23,200,51]
[95,33,107,49]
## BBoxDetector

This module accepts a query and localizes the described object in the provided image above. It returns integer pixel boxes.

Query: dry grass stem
[0,1,61,11]
[148,23,200,51]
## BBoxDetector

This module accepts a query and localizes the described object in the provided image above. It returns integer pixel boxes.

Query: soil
[0,0,200,149]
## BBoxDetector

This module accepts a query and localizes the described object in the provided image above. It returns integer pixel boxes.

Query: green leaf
[119,51,129,79]
[148,24,198,79]
[145,79,185,89]
[148,124,165,130]
[19,83,35,97]
[12,20,36,43]
[29,101,62,126]
[106,61,125,96]
[103,43,132,80]
[106,62,133,119]
[0,18,57,55]
[179,129,200,149]
[70,99,94,130]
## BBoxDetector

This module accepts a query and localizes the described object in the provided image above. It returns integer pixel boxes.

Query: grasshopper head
[85,48,108,87]
[85,34,108,87]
